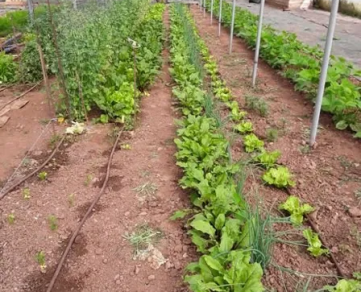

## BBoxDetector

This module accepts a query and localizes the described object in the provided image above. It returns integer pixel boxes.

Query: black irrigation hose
[0,135,66,200]
[46,128,123,292]
[285,188,345,278]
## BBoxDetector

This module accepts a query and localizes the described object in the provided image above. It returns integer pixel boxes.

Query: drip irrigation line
[0,82,40,112]
[0,84,15,93]
[285,188,345,278]
[46,128,124,292]
[0,134,65,200]
[0,119,55,195]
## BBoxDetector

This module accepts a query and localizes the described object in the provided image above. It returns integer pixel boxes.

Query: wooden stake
[46,0,73,121]
[75,71,88,122]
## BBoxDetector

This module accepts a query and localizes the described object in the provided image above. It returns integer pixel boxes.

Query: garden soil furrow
[0,8,193,292]
[62,10,194,292]
[191,5,361,290]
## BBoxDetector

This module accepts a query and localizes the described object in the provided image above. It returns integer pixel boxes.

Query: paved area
[232,0,361,68]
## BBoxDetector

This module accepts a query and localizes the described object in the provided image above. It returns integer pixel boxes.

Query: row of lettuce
[2,0,165,125]
[170,3,360,291]
[170,3,265,291]
[205,0,361,138]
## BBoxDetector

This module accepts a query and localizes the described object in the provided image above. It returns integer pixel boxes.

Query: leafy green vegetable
[170,209,191,220]
[279,195,314,226]
[303,228,329,257]
[254,151,280,169]
[262,166,295,188]
[243,134,264,153]
[234,121,253,134]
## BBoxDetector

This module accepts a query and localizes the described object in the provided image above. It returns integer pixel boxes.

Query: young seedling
[84,174,93,186]
[49,134,61,149]
[23,187,31,200]
[68,193,75,207]
[7,212,15,224]
[38,171,48,181]
[123,224,162,255]
[48,215,58,231]
[134,182,158,198]
[35,251,46,273]
[245,95,269,117]
[266,128,278,142]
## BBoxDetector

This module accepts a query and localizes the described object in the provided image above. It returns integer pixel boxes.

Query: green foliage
[262,166,295,188]
[170,209,191,220]
[234,121,253,134]
[323,278,361,292]
[279,195,314,226]
[7,212,15,224]
[255,150,280,169]
[245,95,269,117]
[24,1,165,122]
[265,128,278,142]
[35,251,46,272]
[243,134,264,153]
[0,52,17,84]
[48,215,58,231]
[22,187,31,200]
[37,171,48,181]
[169,4,264,291]
[303,228,329,257]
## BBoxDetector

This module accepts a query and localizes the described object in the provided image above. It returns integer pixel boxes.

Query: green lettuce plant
[303,228,329,257]
[262,166,295,188]
[279,195,314,226]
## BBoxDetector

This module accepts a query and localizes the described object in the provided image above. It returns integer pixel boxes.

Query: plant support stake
[210,0,214,24]
[229,0,236,54]
[27,0,34,23]
[200,0,202,11]
[204,0,206,17]
[251,0,265,87]
[218,0,223,36]
[310,0,340,146]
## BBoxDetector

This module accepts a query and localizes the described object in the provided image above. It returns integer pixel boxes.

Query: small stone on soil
[148,275,155,281]
[95,248,102,255]
[348,207,361,217]
[114,274,120,281]
[134,266,140,275]
[124,211,130,217]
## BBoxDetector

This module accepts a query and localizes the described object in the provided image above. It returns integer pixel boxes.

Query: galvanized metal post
[73,0,77,9]
[211,0,214,24]
[204,0,206,17]
[310,0,340,146]
[218,0,223,36]
[200,0,202,10]
[27,0,34,23]
[251,0,265,87]
[229,0,236,54]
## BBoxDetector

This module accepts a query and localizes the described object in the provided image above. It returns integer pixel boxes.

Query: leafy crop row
[19,0,165,123]
[170,4,265,291]
[206,0,361,138]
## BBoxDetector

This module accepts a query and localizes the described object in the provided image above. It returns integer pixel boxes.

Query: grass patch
[245,95,269,117]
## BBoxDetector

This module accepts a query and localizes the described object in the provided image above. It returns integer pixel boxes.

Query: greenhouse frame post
[218,0,223,36]
[251,0,265,87]
[310,0,340,146]
[27,0,34,23]
[229,0,236,54]
[211,0,214,24]
[73,0,77,10]
[204,0,206,17]
[200,0,202,10]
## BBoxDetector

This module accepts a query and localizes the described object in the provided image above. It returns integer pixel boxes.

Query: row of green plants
[27,0,165,123]
[3,1,165,124]
[196,7,361,288]
[172,4,360,291]
[170,4,265,291]
[206,0,361,138]
[0,6,48,37]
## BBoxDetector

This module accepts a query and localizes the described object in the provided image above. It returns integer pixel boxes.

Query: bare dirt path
[191,6,361,291]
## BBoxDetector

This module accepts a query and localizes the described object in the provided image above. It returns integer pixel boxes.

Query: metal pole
[309,0,340,146]
[218,0,223,36]
[204,0,206,17]
[211,0,214,25]
[200,0,202,10]
[73,0,77,9]
[229,0,236,54]
[251,0,265,87]
[27,0,34,23]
